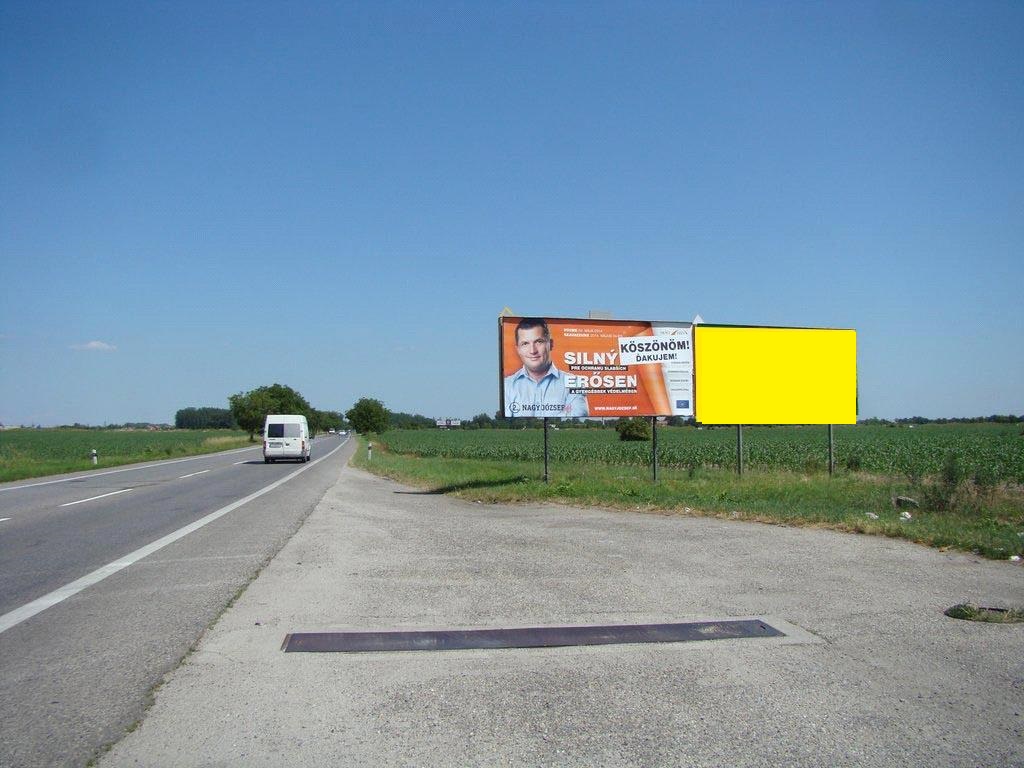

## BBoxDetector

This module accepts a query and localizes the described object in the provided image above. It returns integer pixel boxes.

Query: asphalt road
[0,433,354,768]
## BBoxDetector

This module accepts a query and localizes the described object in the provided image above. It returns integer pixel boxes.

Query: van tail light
[301,439,306,451]
[263,440,268,451]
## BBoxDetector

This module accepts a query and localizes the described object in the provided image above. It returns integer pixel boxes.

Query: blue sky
[1,1,1021,425]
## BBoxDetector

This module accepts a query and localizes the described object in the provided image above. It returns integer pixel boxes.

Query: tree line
[227,384,345,439]
[858,415,1023,425]
[176,384,345,439]
[174,407,236,429]
[172,397,1024,437]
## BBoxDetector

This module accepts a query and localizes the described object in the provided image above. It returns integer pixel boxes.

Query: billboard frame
[693,322,858,476]
[498,314,691,484]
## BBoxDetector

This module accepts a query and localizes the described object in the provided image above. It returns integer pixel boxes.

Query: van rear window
[267,423,301,438]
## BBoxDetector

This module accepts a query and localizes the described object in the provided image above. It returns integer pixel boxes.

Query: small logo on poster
[676,400,689,409]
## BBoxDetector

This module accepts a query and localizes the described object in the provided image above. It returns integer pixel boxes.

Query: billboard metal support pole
[736,424,744,476]
[543,418,550,484]
[828,424,834,477]
[651,416,658,483]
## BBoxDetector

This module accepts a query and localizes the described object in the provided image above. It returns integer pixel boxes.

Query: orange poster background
[499,317,677,417]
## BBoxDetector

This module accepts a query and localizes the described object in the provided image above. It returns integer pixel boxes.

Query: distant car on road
[263,414,311,463]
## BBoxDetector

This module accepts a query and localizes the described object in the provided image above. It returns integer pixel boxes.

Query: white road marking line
[179,469,211,479]
[0,444,262,493]
[59,489,133,507]
[0,518,10,522]
[0,438,348,635]
[233,461,247,465]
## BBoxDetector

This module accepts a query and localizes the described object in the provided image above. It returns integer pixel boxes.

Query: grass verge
[352,436,1024,561]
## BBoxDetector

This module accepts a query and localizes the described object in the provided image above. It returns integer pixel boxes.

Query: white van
[263,414,311,463]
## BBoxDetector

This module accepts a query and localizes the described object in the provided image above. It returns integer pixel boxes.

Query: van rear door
[266,421,303,457]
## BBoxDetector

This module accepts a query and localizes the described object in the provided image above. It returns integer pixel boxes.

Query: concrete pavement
[100,462,1023,767]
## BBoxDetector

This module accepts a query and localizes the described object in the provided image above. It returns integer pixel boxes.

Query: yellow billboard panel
[694,326,857,424]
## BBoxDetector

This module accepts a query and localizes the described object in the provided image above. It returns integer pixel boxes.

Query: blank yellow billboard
[694,326,857,424]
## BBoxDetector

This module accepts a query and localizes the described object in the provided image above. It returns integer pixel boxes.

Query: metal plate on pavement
[282,619,784,653]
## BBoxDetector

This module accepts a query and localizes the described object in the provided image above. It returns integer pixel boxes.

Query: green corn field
[379,423,1024,483]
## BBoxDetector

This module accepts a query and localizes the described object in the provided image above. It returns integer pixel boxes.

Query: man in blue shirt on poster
[504,318,588,418]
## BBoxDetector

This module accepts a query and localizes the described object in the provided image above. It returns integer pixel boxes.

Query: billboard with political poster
[499,316,693,419]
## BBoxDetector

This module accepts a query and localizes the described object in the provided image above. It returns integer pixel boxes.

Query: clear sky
[1,1,1021,425]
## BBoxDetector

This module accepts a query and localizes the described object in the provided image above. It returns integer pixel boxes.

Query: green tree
[318,410,345,432]
[615,417,651,441]
[388,411,435,429]
[307,409,345,436]
[308,409,325,437]
[470,412,494,429]
[175,407,236,429]
[229,390,270,440]
[229,384,312,440]
[346,398,389,435]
